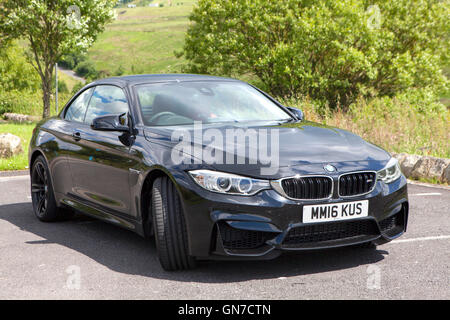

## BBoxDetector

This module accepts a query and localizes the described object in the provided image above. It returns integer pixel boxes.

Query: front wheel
[152,176,196,271]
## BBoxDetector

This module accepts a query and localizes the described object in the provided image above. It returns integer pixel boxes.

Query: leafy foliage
[0,0,116,117]
[58,80,69,94]
[180,0,449,107]
[75,60,99,79]
[282,93,449,159]
[0,42,40,92]
[0,90,42,116]
[58,52,88,70]
[0,42,42,116]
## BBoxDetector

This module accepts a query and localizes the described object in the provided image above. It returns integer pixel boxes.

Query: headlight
[189,170,271,195]
[377,157,402,184]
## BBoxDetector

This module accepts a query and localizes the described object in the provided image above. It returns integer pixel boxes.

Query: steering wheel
[148,111,177,125]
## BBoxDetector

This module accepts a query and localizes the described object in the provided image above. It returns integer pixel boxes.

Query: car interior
[141,94,198,126]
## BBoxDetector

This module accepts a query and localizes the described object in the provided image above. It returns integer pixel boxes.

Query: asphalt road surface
[0,174,448,300]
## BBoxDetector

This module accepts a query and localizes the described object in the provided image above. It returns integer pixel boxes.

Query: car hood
[143,121,390,179]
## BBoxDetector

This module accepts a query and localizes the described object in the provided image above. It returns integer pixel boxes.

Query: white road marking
[406,179,450,190]
[391,235,450,244]
[0,175,29,182]
[410,193,442,196]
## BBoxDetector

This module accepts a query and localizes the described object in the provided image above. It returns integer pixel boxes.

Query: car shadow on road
[0,202,388,283]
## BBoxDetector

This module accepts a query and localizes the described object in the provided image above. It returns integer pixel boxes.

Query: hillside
[86,0,196,75]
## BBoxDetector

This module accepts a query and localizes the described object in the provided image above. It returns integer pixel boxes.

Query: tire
[152,176,196,271]
[31,155,73,222]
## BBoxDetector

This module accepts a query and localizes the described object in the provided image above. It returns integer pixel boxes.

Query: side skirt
[58,194,146,237]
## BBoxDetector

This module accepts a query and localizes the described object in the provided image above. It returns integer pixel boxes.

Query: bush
[97,69,112,79]
[75,60,98,79]
[0,42,43,117]
[283,93,449,158]
[181,0,449,108]
[0,90,42,116]
[58,55,76,70]
[114,65,125,76]
[345,93,449,158]
[0,89,73,118]
[58,52,88,71]
[58,80,69,94]
[0,42,40,92]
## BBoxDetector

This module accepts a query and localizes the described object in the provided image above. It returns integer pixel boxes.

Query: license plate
[303,200,369,223]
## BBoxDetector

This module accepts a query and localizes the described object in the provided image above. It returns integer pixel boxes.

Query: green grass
[0,123,35,171]
[86,0,196,75]
[416,177,448,186]
[58,71,82,93]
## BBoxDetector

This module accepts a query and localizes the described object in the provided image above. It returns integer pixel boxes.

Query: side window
[84,85,129,125]
[64,88,94,122]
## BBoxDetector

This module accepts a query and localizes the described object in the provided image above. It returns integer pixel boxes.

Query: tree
[0,42,40,92]
[179,0,449,108]
[0,0,115,118]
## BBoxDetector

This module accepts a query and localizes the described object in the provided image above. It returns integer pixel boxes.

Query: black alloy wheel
[31,156,72,221]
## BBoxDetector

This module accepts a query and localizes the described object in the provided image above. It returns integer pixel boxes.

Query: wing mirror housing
[286,107,304,121]
[91,113,130,132]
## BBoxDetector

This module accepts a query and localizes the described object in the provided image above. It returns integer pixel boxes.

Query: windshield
[135,81,292,126]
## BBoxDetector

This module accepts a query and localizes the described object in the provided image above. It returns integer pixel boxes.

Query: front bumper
[178,173,408,260]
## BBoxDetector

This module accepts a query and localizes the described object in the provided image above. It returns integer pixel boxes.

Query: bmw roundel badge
[324,164,337,173]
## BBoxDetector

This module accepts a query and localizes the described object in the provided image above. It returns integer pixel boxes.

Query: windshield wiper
[278,118,297,124]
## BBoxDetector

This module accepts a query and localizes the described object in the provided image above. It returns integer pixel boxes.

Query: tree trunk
[41,69,53,119]
[28,34,55,119]
[42,86,50,119]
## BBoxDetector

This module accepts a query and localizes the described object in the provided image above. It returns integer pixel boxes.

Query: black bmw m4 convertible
[29,74,408,270]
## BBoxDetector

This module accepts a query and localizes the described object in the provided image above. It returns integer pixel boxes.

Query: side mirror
[91,113,130,132]
[286,107,304,121]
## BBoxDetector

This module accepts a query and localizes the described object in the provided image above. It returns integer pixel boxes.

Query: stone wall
[3,113,40,123]
[392,153,450,183]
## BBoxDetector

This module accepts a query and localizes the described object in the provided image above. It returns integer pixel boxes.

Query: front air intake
[281,176,333,200]
[338,172,376,197]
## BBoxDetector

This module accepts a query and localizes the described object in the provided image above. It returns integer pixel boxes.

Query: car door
[66,85,140,217]
[49,87,94,198]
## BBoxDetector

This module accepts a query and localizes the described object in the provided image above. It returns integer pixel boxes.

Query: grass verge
[0,122,35,171]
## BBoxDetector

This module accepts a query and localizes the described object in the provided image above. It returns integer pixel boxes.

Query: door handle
[72,132,81,141]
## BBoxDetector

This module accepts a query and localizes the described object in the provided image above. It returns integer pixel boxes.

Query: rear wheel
[152,176,196,271]
[31,156,73,222]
